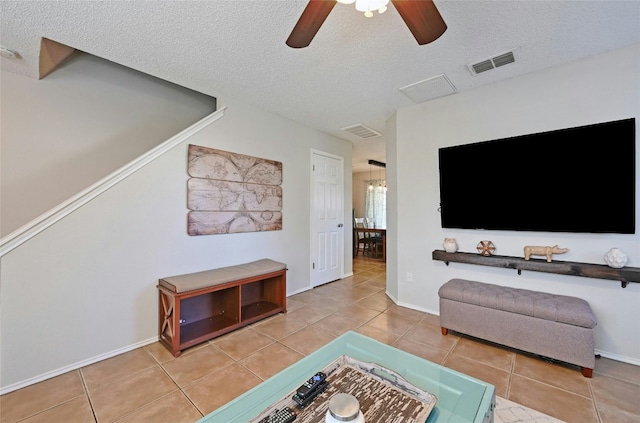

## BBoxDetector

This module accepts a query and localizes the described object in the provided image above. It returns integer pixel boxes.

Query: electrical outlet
[406,272,414,283]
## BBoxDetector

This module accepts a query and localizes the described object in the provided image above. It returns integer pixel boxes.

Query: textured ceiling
[1,1,639,173]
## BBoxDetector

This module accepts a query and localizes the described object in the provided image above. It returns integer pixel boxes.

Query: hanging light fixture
[337,0,389,18]
[368,163,373,190]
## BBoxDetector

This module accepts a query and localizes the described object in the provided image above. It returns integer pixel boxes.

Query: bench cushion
[438,279,596,329]
[160,259,287,293]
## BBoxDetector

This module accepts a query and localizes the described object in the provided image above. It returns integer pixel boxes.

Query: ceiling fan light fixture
[287,0,446,48]
[355,0,389,17]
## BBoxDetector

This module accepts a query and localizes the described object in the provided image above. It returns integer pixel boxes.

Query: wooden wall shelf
[432,250,640,288]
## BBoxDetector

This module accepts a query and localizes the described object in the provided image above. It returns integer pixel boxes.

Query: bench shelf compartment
[241,275,285,324]
[158,260,287,356]
[179,287,240,347]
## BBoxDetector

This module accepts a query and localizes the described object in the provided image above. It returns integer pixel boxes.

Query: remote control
[258,407,297,423]
[296,371,327,400]
[292,380,328,408]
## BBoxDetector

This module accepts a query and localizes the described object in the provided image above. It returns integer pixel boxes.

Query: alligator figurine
[524,245,569,262]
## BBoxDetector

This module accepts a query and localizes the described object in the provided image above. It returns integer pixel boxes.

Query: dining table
[353,227,386,262]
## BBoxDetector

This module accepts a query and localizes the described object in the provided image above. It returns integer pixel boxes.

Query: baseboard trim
[0,337,159,395]
[595,349,640,367]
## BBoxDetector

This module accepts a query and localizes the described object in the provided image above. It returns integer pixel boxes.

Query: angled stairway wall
[1,53,216,238]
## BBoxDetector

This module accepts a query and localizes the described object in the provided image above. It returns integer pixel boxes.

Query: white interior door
[311,151,344,287]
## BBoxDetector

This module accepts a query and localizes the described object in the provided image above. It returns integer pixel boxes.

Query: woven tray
[249,355,437,423]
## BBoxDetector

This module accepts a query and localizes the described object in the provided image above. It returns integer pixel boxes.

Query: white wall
[1,53,216,237]
[0,97,353,392]
[389,43,640,364]
[352,171,369,217]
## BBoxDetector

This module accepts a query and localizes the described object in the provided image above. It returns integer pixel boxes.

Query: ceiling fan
[286,0,447,48]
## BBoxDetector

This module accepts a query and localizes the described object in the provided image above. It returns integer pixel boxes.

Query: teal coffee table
[198,331,495,423]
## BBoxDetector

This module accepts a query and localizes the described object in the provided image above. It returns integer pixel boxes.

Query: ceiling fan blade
[286,0,337,48]
[391,0,447,45]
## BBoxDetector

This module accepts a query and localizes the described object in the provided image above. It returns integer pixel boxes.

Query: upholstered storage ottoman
[438,278,597,377]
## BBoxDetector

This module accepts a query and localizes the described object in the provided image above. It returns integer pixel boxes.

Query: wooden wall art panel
[186,144,283,235]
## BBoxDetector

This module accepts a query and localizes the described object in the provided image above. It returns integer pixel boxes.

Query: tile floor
[2,256,639,423]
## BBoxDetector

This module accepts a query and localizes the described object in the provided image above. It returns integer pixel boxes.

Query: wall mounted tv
[438,118,636,234]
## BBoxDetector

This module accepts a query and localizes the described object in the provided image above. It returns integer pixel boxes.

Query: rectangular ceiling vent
[468,51,515,75]
[399,74,457,103]
[341,124,382,139]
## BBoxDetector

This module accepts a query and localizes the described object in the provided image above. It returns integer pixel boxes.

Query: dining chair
[364,218,384,258]
[353,218,375,256]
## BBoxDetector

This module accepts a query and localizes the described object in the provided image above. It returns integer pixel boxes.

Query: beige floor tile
[89,366,177,423]
[284,304,336,325]
[0,370,85,423]
[417,313,441,329]
[211,327,275,360]
[351,264,374,274]
[509,374,598,423]
[402,320,459,351]
[330,304,381,324]
[285,296,308,312]
[591,373,640,417]
[597,402,640,423]
[239,343,304,380]
[325,278,358,289]
[325,290,371,305]
[161,344,234,387]
[443,354,511,398]
[365,276,387,289]
[82,348,156,392]
[364,313,417,336]
[451,336,515,372]
[114,391,202,423]
[351,271,379,282]
[183,363,262,415]
[288,290,315,304]
[20,395,95,423]
[594,356,640,384]
[280,326,337,355]
[392,338,449,365]
[350,285,383,298]
[252,313,309,339]
[354,324,400,346]
[311,313,363,337]
[514,353,591,396]
[383,304,425,322]
[313,284,344,297]
[144,341,177,364]
[355,294,394,312]
[309,294,352,310]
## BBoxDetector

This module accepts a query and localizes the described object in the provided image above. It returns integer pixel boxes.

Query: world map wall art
[186,144,283,235]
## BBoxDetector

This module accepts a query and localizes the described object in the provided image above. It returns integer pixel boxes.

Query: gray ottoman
[438,278,597,377]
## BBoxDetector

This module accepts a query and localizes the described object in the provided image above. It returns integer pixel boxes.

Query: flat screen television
[438,118,636,234]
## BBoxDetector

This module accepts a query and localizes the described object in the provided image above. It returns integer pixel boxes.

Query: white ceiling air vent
[341,124,382,139]
[399,74,457,103]
[468,51,515,76]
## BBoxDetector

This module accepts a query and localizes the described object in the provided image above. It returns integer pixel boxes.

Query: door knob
[338,223,344,227]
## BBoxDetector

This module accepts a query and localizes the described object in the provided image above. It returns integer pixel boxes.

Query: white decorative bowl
[603,248,628,268]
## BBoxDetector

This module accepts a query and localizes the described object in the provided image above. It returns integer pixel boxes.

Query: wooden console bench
[157,259,287,357]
